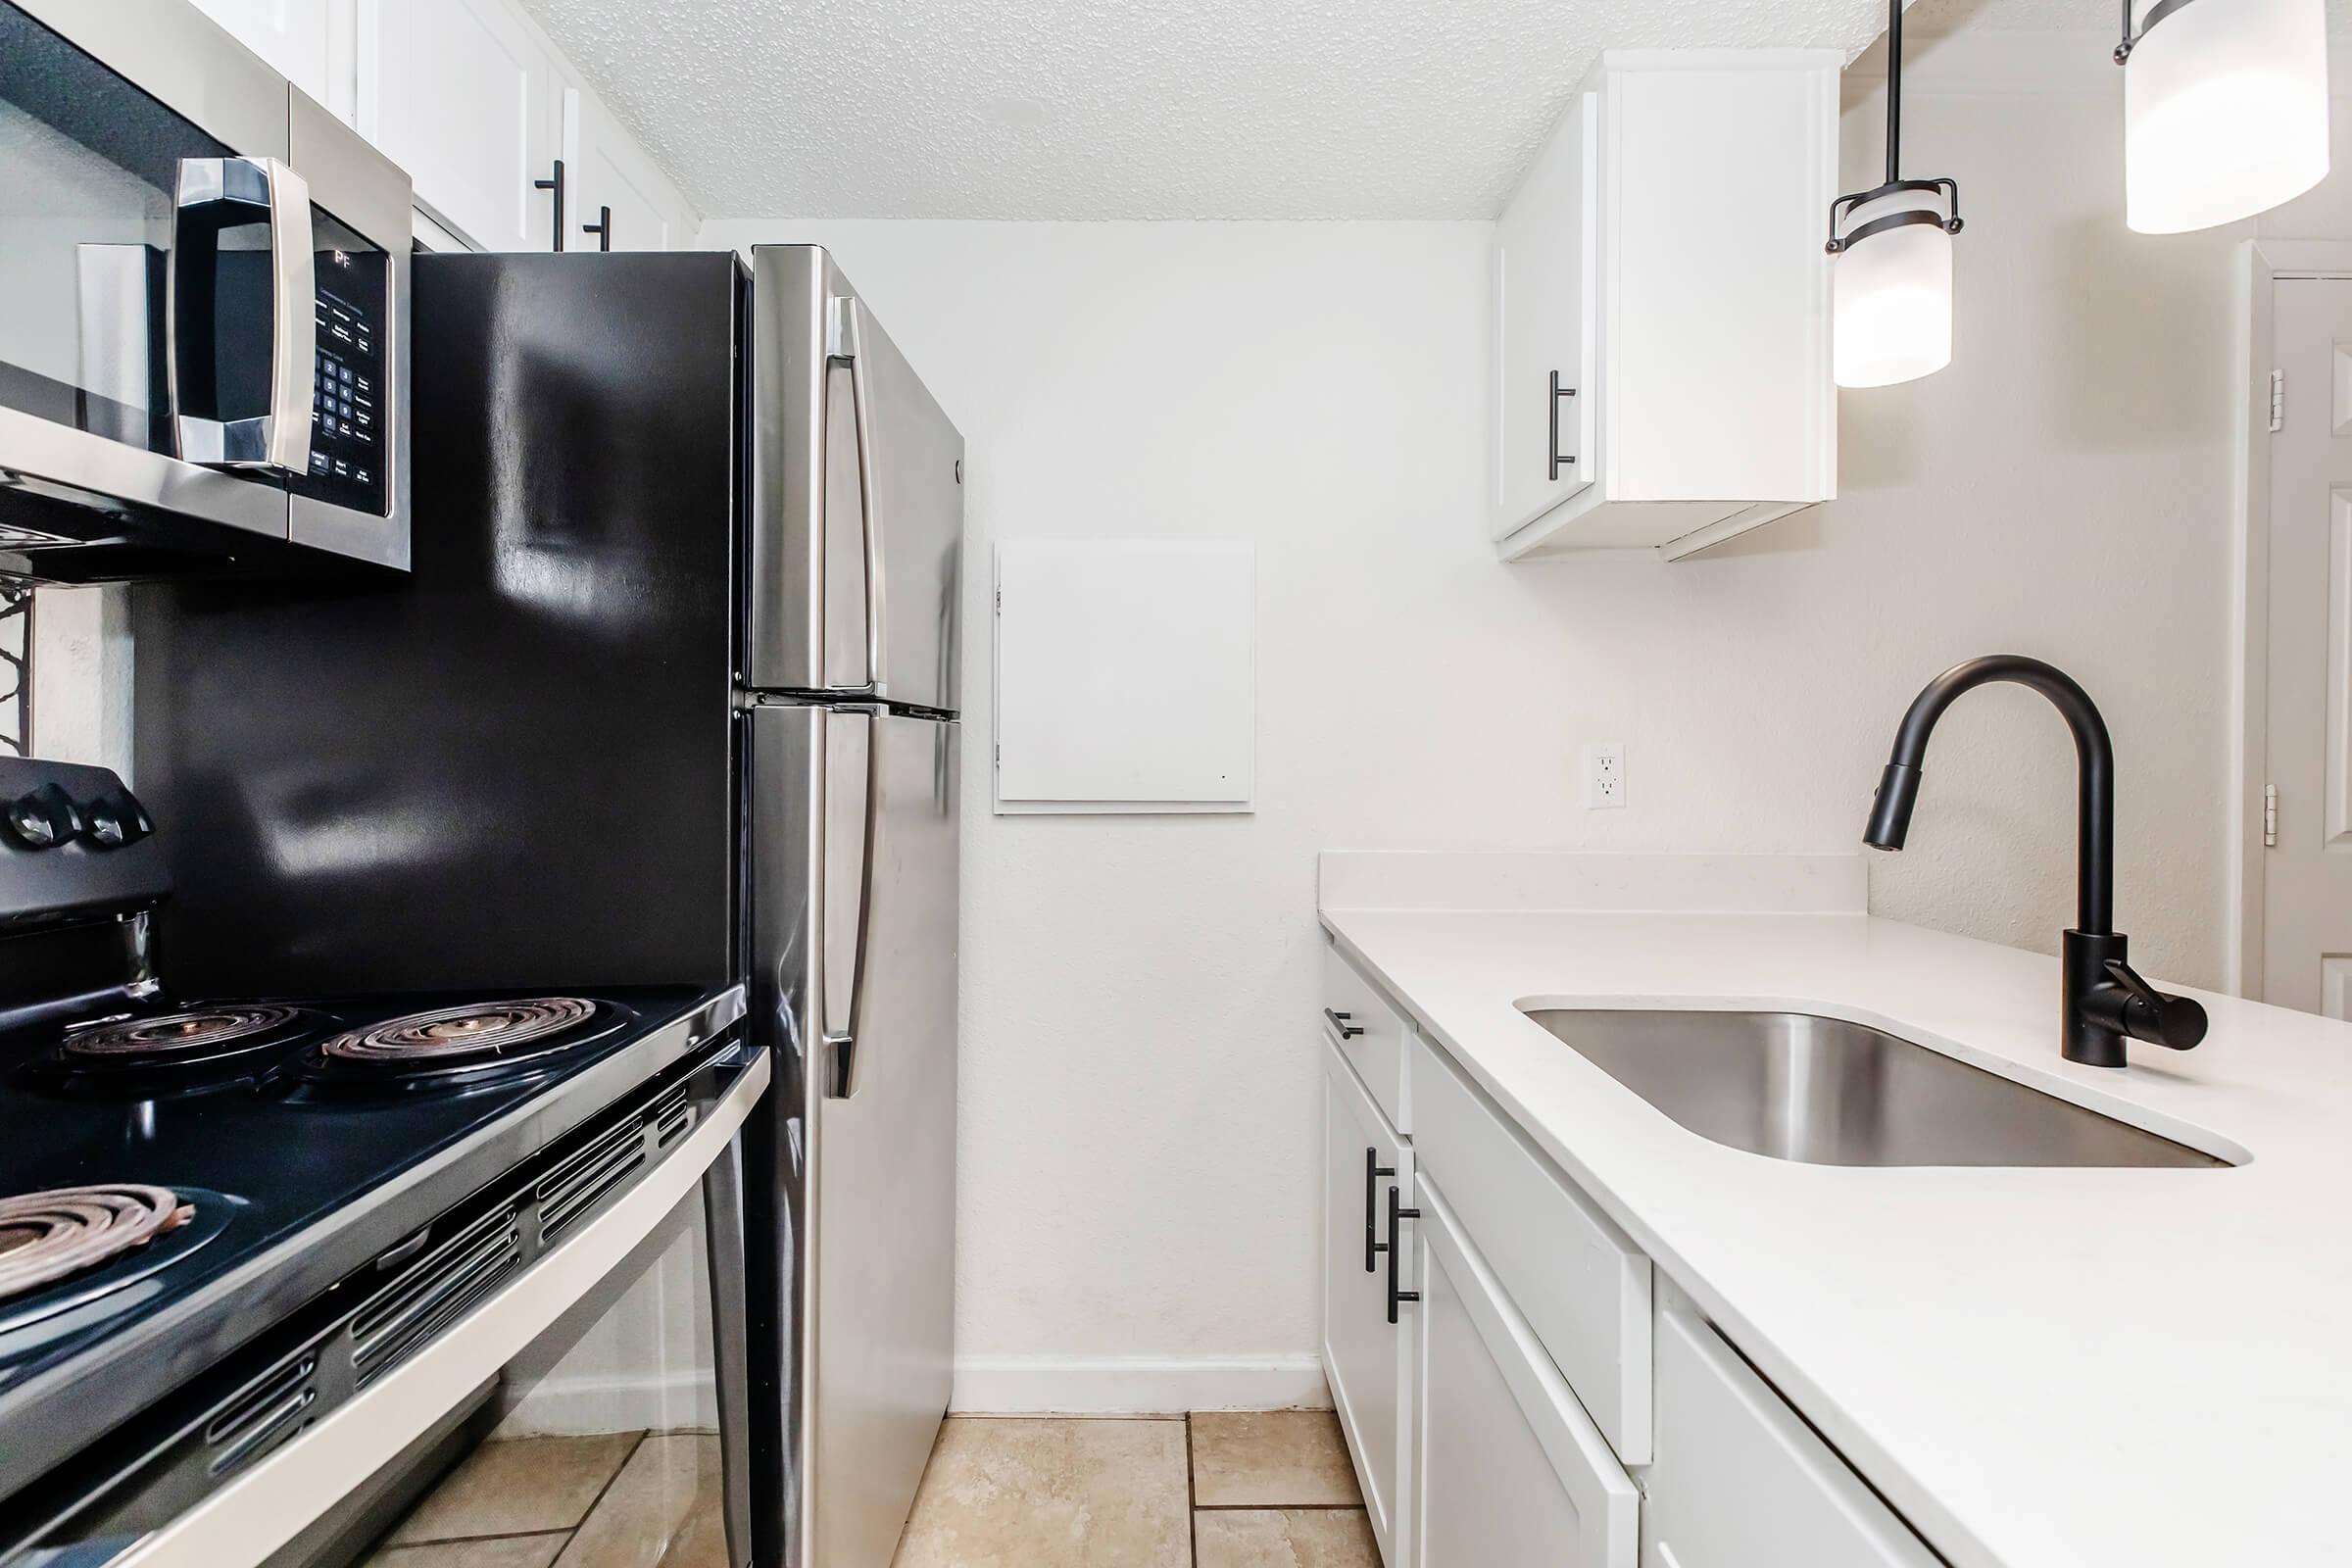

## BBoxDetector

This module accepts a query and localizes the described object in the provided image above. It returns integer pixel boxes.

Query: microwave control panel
[293,242,388,518]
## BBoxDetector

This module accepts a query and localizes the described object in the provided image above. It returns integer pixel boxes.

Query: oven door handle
[169,157,317,476]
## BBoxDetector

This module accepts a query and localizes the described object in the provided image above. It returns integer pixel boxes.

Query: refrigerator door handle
[820,709,880,1098]
[826,296,887,699]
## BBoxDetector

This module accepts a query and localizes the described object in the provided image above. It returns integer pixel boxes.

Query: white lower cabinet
[1643,1292,1940,1568]
[1409,1177,1639,1568]
[1322,1038,1412,1564]
[1319,986,1951,1568]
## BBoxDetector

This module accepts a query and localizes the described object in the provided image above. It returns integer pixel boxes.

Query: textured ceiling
[516,0,1907,220]
[1905,0,2352,36]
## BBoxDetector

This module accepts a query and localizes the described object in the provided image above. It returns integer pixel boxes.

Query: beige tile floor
[365,1410,1372,1568]
[894,1410,1376,1568]
[366,1430,727,1568]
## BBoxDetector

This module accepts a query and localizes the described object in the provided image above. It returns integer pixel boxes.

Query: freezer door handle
[821,710,879,1098]
[827,295,887,697]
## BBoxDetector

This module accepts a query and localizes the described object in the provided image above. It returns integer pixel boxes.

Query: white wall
[706,135,2243,1400]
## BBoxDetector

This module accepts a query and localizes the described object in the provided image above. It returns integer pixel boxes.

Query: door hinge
[2271,368,2285,432]
[2265,783,2278,848]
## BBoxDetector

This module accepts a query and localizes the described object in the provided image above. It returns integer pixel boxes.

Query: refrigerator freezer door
[748,703,959,1568]
[747,245,965,712]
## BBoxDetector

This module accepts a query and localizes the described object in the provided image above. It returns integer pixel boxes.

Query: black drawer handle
[1324,1007,1365,1040]
[1386,1185,1422,1325]
[1363,1148,1396,1274]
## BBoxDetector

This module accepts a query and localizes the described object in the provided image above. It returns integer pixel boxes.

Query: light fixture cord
[1885,0,1903,186]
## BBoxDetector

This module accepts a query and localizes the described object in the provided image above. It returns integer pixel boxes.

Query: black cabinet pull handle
[1362,1148,1396,1274]
[582,205,612,252]
[1548,369,1578,480]
[1324,1007,1365,1040]
[533,160,566,252]
[1386,1185,1422,1325]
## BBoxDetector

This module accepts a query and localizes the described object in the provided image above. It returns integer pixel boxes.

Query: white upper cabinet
[364,0,563,252]
[185,0,351,119]
[1494,89,1597,542]
[1493,50,1840,562]
[563,86,698,253]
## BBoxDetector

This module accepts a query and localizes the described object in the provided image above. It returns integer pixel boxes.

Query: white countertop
[1319,858,2352,1568]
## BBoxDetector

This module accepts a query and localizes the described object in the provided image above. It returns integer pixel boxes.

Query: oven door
[79,1045,768,1568]
[0,0,411,581]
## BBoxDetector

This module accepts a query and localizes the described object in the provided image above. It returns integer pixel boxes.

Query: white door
[1492,90,1596,542]
[186,0,344,113]
[2261,277,2352,1013]
[563,88,691,252]
[365,0,559,252]
[1322,1045,1409,1564]
[1410,1179,1638,1568]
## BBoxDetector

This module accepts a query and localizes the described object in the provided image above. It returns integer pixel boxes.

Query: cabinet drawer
[1646,1298,1939,1568]
[1409,1034,1651,1461]
[1410,1175,1638,1568]
[1322,939,1410,1133]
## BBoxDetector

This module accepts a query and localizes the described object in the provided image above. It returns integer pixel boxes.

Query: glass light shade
[1834,191,1953,389]
[2125,0,2329,234]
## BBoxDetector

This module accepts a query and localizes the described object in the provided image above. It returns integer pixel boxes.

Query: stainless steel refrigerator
[130,244,964,1568]
[742,246,964,1568]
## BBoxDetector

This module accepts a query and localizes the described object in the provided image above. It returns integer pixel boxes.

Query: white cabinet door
[365,0,559,252]
[563,88,695,252]
[1492,88,1596,542]
[186,0,342,112]
[1644,1297,1940,1568]
[1322,1042,1410,1565]
[1410,1177,1638,1568]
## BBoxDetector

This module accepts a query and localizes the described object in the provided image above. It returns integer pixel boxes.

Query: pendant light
[2117,0,2328,234]
[1828,0,1964,389]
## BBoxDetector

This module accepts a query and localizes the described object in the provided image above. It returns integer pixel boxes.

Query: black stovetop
[0,981,745,1506]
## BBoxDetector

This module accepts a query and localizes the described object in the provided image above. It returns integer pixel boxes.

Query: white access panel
[993,540,1254,814]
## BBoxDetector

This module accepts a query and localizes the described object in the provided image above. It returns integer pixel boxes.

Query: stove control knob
[5,783,83,850]
[79,788,153,850]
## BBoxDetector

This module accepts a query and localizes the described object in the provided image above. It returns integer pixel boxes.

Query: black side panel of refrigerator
[131,251,746,998]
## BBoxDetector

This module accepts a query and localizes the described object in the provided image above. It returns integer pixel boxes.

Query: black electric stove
[0,759,746,1538]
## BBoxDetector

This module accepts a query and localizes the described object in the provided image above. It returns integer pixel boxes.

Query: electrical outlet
[1584,742,1626,809]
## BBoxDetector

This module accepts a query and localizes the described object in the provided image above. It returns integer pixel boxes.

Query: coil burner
[0,1184,191,1303]
[62,1007,307,1065]
[31,1006,325,1099]
[296,998,620,1094]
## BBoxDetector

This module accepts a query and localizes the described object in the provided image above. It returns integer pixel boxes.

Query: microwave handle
[169,157,317,475]
[825,295,886,696]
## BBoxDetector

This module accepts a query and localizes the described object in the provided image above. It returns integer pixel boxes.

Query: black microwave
[0,0,412,582]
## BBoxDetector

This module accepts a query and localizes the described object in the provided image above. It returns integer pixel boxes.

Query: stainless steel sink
[1520,1008,2224,1168]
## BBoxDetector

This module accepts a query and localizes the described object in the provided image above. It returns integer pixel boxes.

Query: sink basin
[1520,1008,2224,1168]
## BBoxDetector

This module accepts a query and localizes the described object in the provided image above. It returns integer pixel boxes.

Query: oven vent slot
[353,1206,522,1387]
[204,1351,318,1475]
[654,1086,692,1149]
[206,1385,318,1477]
[537,1116,647,1244]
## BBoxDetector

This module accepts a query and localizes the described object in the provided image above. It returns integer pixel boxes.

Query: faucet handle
[2096,959,2208,1053]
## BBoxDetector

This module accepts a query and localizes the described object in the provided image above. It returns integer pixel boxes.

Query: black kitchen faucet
[1864,655,2208,1068]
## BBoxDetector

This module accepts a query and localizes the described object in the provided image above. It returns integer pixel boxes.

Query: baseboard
[495,1367,719,1438]
[951,1354,1331,1415]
